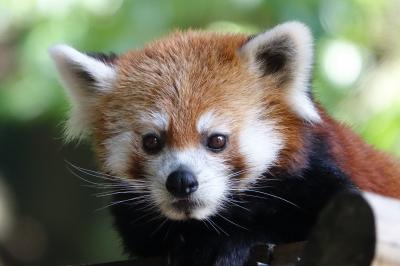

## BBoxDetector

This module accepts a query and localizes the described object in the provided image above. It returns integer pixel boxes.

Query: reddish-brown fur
[315,111,400,198]
[88,30,399,199]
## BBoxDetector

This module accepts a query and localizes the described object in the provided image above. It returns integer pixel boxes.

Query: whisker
[81,184,132,190]
[95,196,149,211]
[94,186,150,197]
[217,213,248,231]
[223,199,251,212]
[209,219,229,236]
[66,162,118,181]
[204,219,220,235]
[163,223,173,241]
[95,190,136,197]
[66,161,151,188]
[150,218,168,237]
[244,185,274,190]
[231,199,251,205]
[67,166,115,187]
[129,197,156,206]
[244,191,301,209]
[147,213,165,223]
[225,169,248,178]
[66,160,139,183]
[202,220,211,231]
[133,202,159,212]
[69,169,148,190]
[131,211,159,225]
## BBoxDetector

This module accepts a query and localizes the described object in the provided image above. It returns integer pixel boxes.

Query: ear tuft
[49,44,118,141]
[240,21,320,122]
[241,21,312,77]
[49,44,117,92]
[84,52,118,66]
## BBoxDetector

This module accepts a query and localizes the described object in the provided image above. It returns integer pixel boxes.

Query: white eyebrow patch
[196,110,231,134]
[140,111,169,130]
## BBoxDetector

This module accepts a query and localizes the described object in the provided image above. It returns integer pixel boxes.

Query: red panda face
[50,22,320,220]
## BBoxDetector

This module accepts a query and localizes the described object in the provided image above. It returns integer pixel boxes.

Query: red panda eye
[206,134,227,152]
[142,134,163,154]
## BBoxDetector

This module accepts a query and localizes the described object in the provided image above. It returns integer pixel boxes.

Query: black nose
[166,170,198,197]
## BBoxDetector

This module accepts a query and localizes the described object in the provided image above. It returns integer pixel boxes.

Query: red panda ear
[49,44,118,141]
[239,21,320,123]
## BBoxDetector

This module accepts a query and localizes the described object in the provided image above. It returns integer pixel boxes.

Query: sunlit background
[0,0,399,265]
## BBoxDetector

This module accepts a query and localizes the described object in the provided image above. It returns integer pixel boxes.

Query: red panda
[49,22,400,266]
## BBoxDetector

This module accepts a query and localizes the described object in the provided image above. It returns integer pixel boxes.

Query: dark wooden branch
[74,191,400,266]
[298,191,376,266]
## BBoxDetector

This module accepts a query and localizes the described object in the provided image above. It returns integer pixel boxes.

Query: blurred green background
[0,0,399,265]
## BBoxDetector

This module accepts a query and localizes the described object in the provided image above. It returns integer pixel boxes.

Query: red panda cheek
[224,138,248,179]
[128,153,145,180]
[100,131,134,176]
[226,153,248,179]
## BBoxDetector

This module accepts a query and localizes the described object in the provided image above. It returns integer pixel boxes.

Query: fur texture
[50,21,400,266]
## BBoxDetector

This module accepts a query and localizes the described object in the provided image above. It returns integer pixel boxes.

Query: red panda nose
[166,170,198,197]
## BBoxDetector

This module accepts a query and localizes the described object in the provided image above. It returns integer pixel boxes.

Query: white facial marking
[146,147,229,221]
[140,111,169,131]
[238,110,284,185]
[196,110,231,134]
[240,21,321,123]
[104,132,133,175]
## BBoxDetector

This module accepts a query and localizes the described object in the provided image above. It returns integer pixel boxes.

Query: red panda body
[315,111,400,198]
[50,22,400,266]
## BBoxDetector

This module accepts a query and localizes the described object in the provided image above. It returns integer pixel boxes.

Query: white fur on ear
[240,21,321,122]
[49,44,117,141]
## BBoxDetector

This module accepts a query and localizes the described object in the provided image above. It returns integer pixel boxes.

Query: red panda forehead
[116,31,250,95]
[109,31,266,139]
[127,31,249,64]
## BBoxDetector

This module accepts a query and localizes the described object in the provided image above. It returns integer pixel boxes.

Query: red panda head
[50,22,320,220]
